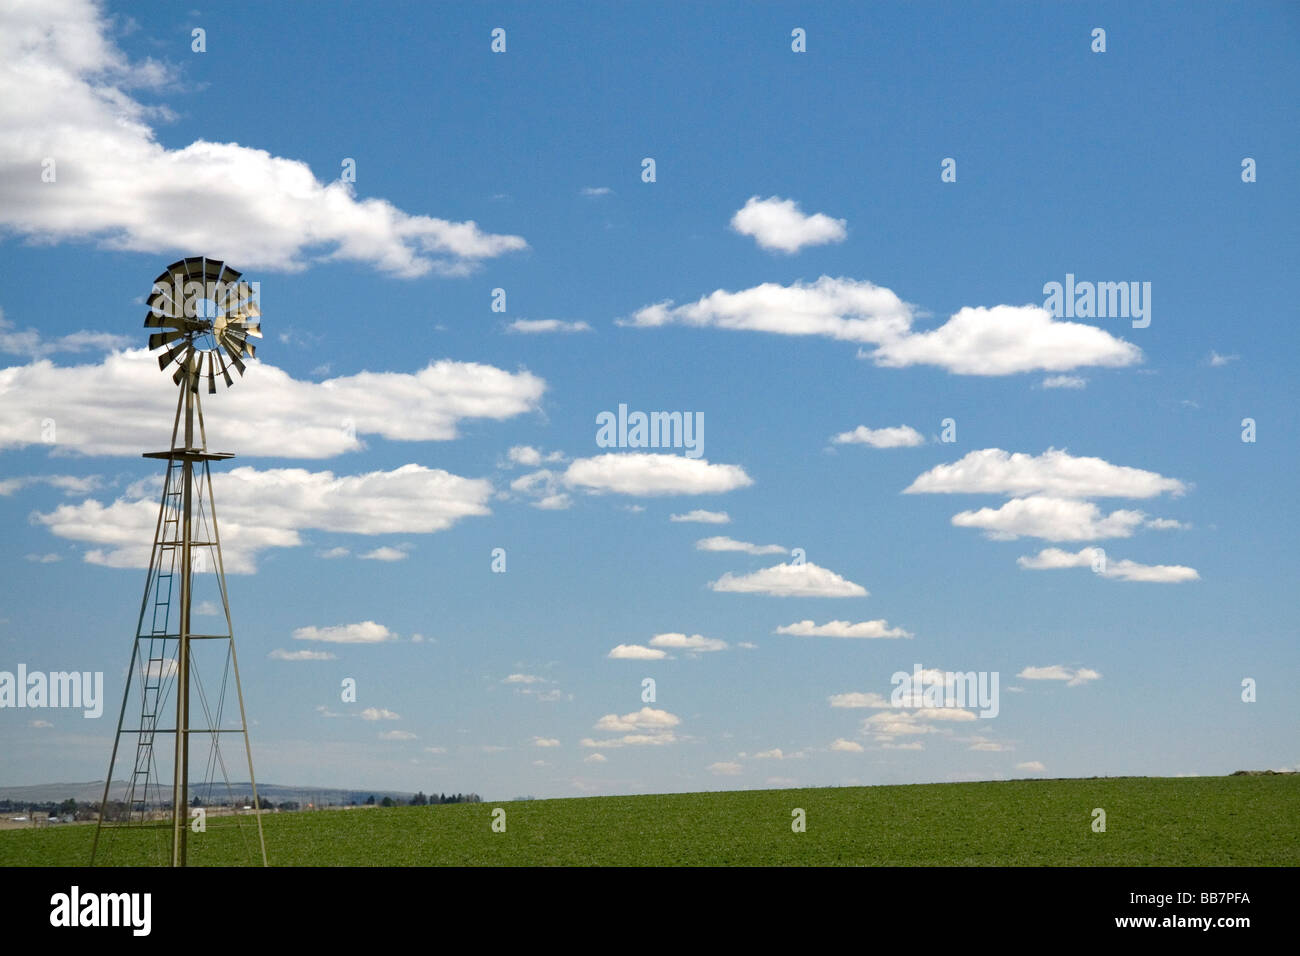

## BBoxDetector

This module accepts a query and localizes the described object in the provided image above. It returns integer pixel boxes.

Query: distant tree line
[361,792,482,807]
[0,796,298,820]
[2,791,481,817]
[0,798,90,820]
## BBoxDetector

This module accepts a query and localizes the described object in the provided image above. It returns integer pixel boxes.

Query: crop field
[2,775,1297,867]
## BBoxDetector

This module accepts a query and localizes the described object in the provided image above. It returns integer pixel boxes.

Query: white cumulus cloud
[507,319,592,334]
[594,708,680,733]
[0,473,102,496]
[624,276,912,343]
[729,195,847,253]
[506,445,565,467]
[581,709,682,749]
[905,448,1186,499]
[562,454,752,497]
[359,546,409,562]
[648,632,728,652]
[710,561,868,598]
[0,311,129,359]
[1017,547,1199,583]
[1017,665,1101,686]
[32,463,493,572]
[695,536,787,555]
[777,619,911,639]
[670,509,730,524]
[867,305,1141,375]
[623,277,1141,375]
[0,351,545,458]
[268,648,337,661]
[831,425,925,448]
[0,0,526,277]
[1042,375,1087,389]
[293,621,396,644]
[828,692,892,709]
[950,496,1153,541]
[606,644,668,661]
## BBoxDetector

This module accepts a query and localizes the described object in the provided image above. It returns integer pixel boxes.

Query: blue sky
[1,0,1297,799]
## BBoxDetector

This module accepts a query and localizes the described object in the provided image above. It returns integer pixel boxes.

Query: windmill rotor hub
[144,256,263,393]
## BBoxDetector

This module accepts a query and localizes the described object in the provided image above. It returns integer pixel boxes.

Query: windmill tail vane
[90,257,268,867]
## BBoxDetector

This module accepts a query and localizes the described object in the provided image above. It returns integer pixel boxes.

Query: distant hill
[0,781,416,806]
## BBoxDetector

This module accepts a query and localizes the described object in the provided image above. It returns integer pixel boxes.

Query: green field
[3,775,1297,866]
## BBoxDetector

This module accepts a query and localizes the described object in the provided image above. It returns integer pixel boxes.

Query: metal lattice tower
[91,257,267,866]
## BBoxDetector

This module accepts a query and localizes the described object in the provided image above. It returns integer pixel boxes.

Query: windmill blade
[221,340,247,376]
[148,330,187,351]
[222,328,257,358]
[171,347,196,386]
[144,313,192,330]
[217,281,243,308]
[155,260,185,285]
[181,256,205,279]
[207,352,217,394]
[145,308,183,328]
[221,330,255,360]
[215,348,234,388]
[227,315,262,337]
[219,282,258,313]
[202,258,224,283]
[158,340,191,371]
[146,288,179,317]
[216,264,242,307]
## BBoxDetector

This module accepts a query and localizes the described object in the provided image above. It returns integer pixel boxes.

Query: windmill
[91,257,267,866]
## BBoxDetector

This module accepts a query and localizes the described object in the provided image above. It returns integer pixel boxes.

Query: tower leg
[205,459,268,866]
[172,362,195,866]
[171,456,192,866]
[90,634,141,864]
